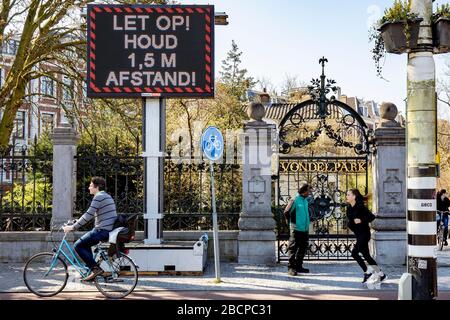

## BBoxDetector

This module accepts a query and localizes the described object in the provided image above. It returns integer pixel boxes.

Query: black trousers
[351,234,378,273]
[287,230,309,270]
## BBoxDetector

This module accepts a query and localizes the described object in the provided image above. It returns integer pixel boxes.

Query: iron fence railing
[0,142,52,231]
[75,136,242,231]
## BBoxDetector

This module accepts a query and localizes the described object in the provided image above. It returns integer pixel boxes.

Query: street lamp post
[405,0,438,300]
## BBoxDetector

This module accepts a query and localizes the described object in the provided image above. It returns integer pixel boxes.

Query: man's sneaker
[287,269,297,276]
[362,273,372,283]
[297,267,310,273]
[82,266,104,282]
[445,241,448,246]
[379,273,387,282]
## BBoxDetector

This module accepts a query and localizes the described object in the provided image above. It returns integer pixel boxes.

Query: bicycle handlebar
[60,219,77,231]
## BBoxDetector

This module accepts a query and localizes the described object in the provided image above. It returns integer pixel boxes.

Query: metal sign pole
[210,161,221,282]
[142,96,164,245]
[201,126,223,283]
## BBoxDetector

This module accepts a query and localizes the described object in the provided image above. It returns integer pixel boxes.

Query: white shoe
[367,273,380,283]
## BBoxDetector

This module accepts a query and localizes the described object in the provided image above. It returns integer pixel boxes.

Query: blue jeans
[438,214,449,241]
[74,228,109,269]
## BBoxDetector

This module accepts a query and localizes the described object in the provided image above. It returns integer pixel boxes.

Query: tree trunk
[0,79,27,152]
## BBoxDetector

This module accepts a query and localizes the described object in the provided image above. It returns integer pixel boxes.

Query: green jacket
[290,194,310,232]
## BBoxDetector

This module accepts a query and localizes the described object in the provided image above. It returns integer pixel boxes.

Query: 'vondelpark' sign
[279,160,367,173]
[87,4,214,98]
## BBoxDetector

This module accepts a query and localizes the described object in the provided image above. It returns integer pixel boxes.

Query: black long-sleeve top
[437,196,450,214]
[346,202,376,237]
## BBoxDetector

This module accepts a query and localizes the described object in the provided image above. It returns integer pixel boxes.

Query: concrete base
[127,240,207,272]
[398,273,413,300]
[371,230,407,266]
[238,230,276,265]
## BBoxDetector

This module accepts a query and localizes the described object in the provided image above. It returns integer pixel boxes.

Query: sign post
[141,97,165,244]
[86,4,214,246]
[201,126,223,283]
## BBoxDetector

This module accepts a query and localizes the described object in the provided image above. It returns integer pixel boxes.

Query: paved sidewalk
[1,260,403,293]
[2,248,450,299]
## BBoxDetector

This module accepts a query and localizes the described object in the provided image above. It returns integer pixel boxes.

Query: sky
[177,0,450,118]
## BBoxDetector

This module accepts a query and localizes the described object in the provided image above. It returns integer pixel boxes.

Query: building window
[25,82,32,102]
[40,113,54,133]
[13,111,25,140]
[374,103,380,117]
[2,39,18,55]
[62,77,74,101]
[41,76,54,97]
[82,81,89,103]
[358,105,368,118]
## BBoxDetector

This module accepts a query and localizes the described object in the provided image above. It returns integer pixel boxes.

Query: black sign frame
[87,4,215,98]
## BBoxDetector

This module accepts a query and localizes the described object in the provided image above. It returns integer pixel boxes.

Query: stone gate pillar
[50,125,79,229]
[238,103,277,265]
[371,103,407,265]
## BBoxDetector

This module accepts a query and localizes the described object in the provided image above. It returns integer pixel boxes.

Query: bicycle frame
[47,233,109,279]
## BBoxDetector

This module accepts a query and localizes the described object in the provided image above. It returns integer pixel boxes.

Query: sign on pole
[201,126,223,282]
[201,126,223,161]
[87,4,214,98]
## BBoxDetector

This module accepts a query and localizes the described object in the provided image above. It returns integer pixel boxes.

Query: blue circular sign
[201,126,224,161]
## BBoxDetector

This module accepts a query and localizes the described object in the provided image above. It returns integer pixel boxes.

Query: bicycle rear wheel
[23,252,68,297]
[95,253,138,299]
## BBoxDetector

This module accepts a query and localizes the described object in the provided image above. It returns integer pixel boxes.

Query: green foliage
[433,3,450,22]
[379,0,418,25]
[369,0,418,78]
[369,26,386,78]
[77,98,141,154]
[220,40,257,101]
[166,81,248,155]
[30,131,53,157]
[3,173,52,213]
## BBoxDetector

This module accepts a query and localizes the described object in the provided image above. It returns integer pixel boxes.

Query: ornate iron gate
[274,58,373,261]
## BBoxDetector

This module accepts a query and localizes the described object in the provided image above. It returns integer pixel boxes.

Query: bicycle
[437,210,448,251]
[23,221,138,299]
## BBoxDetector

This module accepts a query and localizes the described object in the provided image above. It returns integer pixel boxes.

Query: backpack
[283,199,296,224]
[108,213,138,256]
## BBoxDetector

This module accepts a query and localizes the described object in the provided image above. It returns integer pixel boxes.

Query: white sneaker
[367,273,380,283]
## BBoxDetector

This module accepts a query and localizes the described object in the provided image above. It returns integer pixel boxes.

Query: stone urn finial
[247,102,266,126]
[379,102,400,128]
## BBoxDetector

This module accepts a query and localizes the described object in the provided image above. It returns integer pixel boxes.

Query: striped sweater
[73,191,117,231]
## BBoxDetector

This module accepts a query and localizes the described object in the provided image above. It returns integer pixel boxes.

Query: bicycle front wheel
[95,253,138,299]
[439,228,445,251]
[23,252,68,297]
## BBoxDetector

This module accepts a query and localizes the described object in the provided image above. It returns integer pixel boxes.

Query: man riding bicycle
[437,189,450,246]
[62,176,117,281]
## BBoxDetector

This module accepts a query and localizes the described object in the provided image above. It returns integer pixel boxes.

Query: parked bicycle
[437,210,448,251]
[23,221,138,299]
